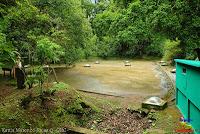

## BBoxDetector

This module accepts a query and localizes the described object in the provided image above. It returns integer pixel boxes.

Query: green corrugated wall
[176,60,200,134]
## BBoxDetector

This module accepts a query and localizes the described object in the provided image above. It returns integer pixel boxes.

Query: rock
[170,69,176,73]
[142,97,167,110]
[159,61,166,64]
[150,109,156,113]
[127,108,149,117]
[84,64,91,67]
[124,63,131,66]
[139,108,150,117]
[95,61,100,64]
[93,121,97,124]
[161,63,168,66]
[148,120,153,123]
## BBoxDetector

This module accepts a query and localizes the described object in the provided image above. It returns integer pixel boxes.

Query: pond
[51,60,169,97]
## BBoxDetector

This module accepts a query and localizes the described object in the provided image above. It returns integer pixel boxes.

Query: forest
[0,0,200,133]
[0,0,200,66]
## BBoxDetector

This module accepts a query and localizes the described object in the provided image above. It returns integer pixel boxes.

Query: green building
[175,59,200,134]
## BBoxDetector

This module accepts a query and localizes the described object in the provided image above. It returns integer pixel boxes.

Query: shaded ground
[83,92,182,134]
[88,109,150,134]
[0,76,17,102]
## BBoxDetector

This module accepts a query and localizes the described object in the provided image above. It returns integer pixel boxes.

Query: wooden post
[47,65,49,89]
[51,67,58,83]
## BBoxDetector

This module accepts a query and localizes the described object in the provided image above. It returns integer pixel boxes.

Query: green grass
[144,105,181,134]
[0,82,117,131]
[0,72,180,134]
[0,84,82,127]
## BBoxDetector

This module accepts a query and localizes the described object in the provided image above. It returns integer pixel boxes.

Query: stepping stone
[170,69,176,73]
[124,63,131,66]
[161,63,168,66]
[142,97,167,110]
[83,64,91,67]
[95,61,100,64]
[159,61,166,64]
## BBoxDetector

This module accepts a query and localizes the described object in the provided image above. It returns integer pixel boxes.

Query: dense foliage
[0,0,95,67]
[0,0,200,66]
[92,0,200,59]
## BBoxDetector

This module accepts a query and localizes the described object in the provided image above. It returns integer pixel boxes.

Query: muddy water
[51,60,168,97]
[154,67,171,95]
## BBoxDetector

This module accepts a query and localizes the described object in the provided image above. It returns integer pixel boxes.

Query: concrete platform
[83,64,91,67]
[142,97,167,110]
[95,61,100,64]
[161,63,168,66]
[124,63,131,66]
[170,69,176,73]
[159,61,166,64]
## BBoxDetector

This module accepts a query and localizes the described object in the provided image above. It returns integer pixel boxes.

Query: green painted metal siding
[176,63,187,91]
[175,59,200,68]
[176,90,188,117]
[190,101,200,133]
[187,68,200,109]
[175,59,200,134]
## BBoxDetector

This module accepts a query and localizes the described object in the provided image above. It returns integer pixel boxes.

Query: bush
[97,36,115,58]
[25,74,38,89]
[20,94,33,109]
[163,39,182,61]
[47,82,70,96]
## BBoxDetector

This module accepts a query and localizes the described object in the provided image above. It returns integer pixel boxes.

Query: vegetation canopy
[0,0,199,64]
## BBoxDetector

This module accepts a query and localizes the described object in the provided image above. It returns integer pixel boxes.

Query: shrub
[163,38,182,61]
[20,94,33,109]
[25,74,38,89]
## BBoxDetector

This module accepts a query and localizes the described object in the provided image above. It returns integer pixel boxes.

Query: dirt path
[0,77,16,102]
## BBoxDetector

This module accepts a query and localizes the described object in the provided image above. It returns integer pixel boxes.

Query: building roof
[175,59,200,68]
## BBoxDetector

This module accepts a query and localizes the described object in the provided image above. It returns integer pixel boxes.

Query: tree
[36,37,64,64]
[0,33,16,68]
[163,39,182,61]
[92,0,200,59]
